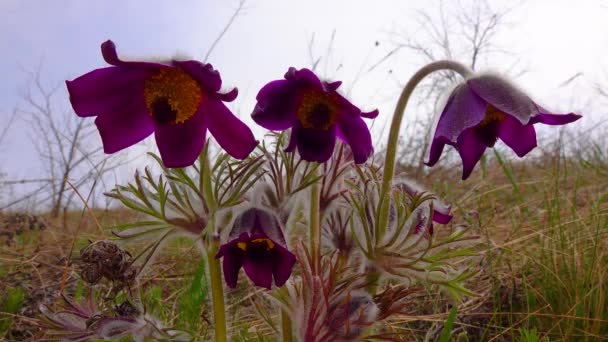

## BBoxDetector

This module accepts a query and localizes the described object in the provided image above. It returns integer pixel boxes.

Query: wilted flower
[251,67,378,164]
[216,207,296,289]
[426,73,582,179]
[79,240,136,286]
[66,40,257,168]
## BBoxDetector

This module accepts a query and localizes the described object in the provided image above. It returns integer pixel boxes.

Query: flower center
[475,105,506,147]
[237,238,275,252]
[144,68,202,125]
[297,91,338,130]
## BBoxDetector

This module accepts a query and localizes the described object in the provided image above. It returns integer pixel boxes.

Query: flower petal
[242,255,273,290]
[272,244,296,287]
[361,109,379,119]
[154,108,207,168]
[66,67,153,117]
[215,87,238,102]
[432,208,452,224]
[292,123,337,163]
[253,209,287,246]
[205,99,257,160]
[467,74,538,124]
[336,114,373,164]
[173,60,222,92]
[426,136,450,166]
[101,40,166,69]
[251,80,300,130]
[497,114,537,157]
[284,67,323,88]
[433,84,488,144]
[456,129,487,180]
[283,130,296,155]
[529,112,582,125]
[94,93,155,154]
[217,242,244,289]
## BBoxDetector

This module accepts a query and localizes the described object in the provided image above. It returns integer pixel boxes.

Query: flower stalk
[309,166,321,265]
[207,236,228,342]
[378,60,472,238]
[281,308,293,342]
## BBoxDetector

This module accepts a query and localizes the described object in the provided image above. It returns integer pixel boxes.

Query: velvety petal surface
[217,241,244,288]
[94,93,155,154]
[242,255,274,290]
[154,107,207,168]
[251,80,300,130]
[292,123,337,163]
[172,60,222,92]
[336,113,373,164]
[255,211,287,246]
[529,113,582,125]
[467,74,538,124]
[456,129,488,180]
[66,67,153,117]
[433,84,488,144]
[497,114,537,157]
[272,244,296,287]
[204,99,257,160]
[426,136,450,166]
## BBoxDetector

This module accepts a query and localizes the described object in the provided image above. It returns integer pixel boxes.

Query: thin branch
[203,0,247,62]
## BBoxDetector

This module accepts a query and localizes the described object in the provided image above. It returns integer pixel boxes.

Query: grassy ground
[0,147,607,341]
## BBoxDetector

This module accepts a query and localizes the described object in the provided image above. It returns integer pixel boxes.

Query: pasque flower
[66,40,257,168]
[426,74,582,179]
[216,207,296,289]
[251,67,378,164]
[394,178,452,225]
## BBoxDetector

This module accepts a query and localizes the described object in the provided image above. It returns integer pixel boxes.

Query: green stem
[309,167,321,264]
[281,308,293,342]
[377,60,472,238]
[207,238,227,342]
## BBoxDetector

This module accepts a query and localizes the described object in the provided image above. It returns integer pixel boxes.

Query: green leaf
[439,305,458,342]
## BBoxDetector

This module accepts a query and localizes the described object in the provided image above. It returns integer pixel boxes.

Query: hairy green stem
[309,167,321,263]
[377,60,472,238]
[207,238,227,342]
[281,308,293,342]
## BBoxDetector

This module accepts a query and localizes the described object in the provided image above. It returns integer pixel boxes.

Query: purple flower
[251,67,378,164]
[66,40,257,168]
[216,207,296,289]
[426,74,582,179]
[394,178,452,225]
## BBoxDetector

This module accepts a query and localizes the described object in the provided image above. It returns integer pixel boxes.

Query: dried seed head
[79,241,137,285]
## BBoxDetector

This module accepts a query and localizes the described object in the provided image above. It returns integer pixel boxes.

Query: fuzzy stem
[207,238,227,342]
[309,167,321,264]
[377,60,472,238]
[281,308,293,342]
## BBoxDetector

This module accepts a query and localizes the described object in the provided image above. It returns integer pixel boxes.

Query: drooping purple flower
[251,67,378,164]
[216,207,296,289]
[426,73,582,180]
[66,40,257,168]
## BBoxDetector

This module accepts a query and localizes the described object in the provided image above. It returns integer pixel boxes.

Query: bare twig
[203,0,247,62]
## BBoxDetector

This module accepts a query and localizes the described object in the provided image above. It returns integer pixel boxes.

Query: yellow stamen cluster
[296,91,339,130]
[237,238,275,252]
[480,105,506,127]
[144,68,202,124]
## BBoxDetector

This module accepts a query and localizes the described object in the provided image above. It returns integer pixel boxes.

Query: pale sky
[1,0,607,207]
